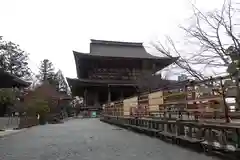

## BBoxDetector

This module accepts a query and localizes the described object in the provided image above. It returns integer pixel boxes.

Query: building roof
[136,74,178,92]
[90,39,143,47]
[73,50,178,61]
[137,76,189,92]
[67,77,137,96]
[90,39,178,59]
[67,78,137,87]
[73,51,178,79]
[0,69,31,88]
[73,39,178,79]
[66,76,189,97]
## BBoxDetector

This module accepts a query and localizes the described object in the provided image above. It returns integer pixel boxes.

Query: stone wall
[18,116,39,129]
[0,117,20,130]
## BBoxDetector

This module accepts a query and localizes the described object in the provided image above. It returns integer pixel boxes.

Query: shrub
[26,98,50,125]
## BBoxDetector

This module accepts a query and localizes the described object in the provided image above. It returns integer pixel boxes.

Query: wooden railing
[103,75,240,121]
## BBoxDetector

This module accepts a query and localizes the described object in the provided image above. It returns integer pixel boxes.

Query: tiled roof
[90,39,143,47]
[73,50,179,60]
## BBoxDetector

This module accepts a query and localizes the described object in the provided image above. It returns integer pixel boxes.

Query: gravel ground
[0,118,219,160]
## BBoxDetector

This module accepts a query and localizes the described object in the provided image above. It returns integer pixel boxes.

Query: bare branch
[151,0,239,81]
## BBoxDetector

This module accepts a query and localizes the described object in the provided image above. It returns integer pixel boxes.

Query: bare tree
[151,0,240,80]
[148,0,240,122]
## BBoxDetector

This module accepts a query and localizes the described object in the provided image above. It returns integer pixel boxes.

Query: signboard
[91,111,97,118]
[178,74,188,81]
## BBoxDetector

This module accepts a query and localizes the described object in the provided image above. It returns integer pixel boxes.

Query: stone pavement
[0,119,220,160]
[0,129,26,138]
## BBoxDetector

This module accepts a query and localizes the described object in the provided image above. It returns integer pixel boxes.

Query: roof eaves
[0,69,31,87]
[73,50,177,60]
[73,51,89,78]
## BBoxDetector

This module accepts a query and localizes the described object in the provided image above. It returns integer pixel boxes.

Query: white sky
[0,0,223,79]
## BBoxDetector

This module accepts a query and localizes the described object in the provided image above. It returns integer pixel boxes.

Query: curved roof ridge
[90,39,143,47]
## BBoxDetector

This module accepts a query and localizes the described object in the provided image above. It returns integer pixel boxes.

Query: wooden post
[94,91,99,105]
[188,126,192,138]
[235,73,240,111]
[108,85,111,103]
[220,78,230,123]
[120,90,124,100]
[84,88,88,107]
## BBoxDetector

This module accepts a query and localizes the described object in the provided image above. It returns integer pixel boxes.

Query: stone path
[0,119,219,160]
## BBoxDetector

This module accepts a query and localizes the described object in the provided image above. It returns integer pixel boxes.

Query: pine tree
[0,37,32,80]
[38,59,57,85]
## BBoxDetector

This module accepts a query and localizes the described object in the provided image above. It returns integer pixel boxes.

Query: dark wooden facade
[67,39,177,111]
[0,69,30,88]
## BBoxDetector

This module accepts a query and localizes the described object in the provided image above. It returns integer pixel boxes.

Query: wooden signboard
[123,96,138,112]
[148,91,163,106]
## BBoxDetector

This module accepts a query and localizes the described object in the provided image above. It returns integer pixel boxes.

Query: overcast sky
[0,0,223,79]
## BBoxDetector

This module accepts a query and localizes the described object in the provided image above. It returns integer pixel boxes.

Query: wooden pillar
[178,124,185,136]
[108,86,111,103]
[94,91,99,105]
[120,90,124,100]
[188,126,193,138]
[84,88,88,107]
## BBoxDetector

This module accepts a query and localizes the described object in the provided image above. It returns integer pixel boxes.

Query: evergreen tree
[38,59,57,85]
[0,37,31,80]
